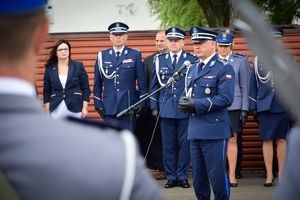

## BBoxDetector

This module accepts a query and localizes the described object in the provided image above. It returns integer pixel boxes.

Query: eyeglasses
[57,48,69,52]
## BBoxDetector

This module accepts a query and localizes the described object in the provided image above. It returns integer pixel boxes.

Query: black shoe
[178,180,190,188]
[165,180,178,188]
[230,183,238,187]
[235,172,243,179]
[264,177,274,187]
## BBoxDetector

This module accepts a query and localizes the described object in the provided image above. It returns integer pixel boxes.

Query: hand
[135,106,145,115]
[240,110,248,125]
[151,108,159,119]
[251,109,259,124]
[81,108,88,118]
[97,107,105,119]
[178,97,195,113]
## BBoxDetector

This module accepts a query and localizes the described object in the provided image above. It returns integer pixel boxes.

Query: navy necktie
[198,62,205,74]
[220,58,227,63]
[172,55,177,70]
[116,51,120,61]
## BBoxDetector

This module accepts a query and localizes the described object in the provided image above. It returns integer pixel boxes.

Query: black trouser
[134,108,164,171]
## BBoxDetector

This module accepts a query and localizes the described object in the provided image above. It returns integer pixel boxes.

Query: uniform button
[62,90,65,92]
[174,95,176,97]
[192,114,195,116]
[201,111,204,113]
[174,88,176,90]
[116,68,119,70]
[63,95,66,98]
[206,84,209,86]
[117,82,119,84]
[117,89,119,91]
[117,74,119,76]
[216,118,218,121]
[272,89,275,92]
[194,84,196,87]
[192,94,195,96]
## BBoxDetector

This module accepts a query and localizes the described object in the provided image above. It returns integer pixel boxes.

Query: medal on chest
[205,88,211,94]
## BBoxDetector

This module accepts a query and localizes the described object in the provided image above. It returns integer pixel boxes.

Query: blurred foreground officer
[179,26,235,200]
[135,30,168,180]
[274,126,300,200]
[249,27,294,186]
[0,1,163,200]
[216,30,251,186]
[93,22,147,131]
[150,27,197,188]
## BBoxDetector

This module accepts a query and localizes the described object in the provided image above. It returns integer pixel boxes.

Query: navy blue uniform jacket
[181,54,235,140]
[43,60,91,112]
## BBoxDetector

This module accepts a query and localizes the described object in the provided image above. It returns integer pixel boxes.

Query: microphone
[173,60,191,77]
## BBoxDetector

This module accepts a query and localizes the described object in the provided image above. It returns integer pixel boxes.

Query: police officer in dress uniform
[218,29,250,180]
[93,22,147,131]
[249,27,295,186]
[179,26,235,200]
[0,1,164,200]
[216,30,251,186]
[150,27,198,188]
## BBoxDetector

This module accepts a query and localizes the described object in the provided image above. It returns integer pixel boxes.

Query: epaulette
[66,116,124,132]
[129,47,140,52]
[186,52,197,57]
[234,52,247,57]
[158,52,168,57]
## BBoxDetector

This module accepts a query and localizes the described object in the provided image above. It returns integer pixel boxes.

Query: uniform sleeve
[78,62,91,102]
[194,64,235,113]
[129,139,164,200]
[274,127,300,200]
[135,51,148,107]
[249,58,258,110]
[93,54,103,109]
[149,58,160,110]
[43,67,52,104]
[239,56,251,111]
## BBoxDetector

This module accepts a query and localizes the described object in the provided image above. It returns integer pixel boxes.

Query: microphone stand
[117,72,184,118]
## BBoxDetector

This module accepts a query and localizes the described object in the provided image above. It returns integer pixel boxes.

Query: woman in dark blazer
[43,39,91,119]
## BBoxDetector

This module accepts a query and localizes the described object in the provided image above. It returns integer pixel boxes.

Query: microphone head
[184,60,191,66]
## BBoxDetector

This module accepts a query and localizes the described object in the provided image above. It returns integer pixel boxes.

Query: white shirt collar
[0,76,36,97]
[170,50,183,60]
[114,46,125,55]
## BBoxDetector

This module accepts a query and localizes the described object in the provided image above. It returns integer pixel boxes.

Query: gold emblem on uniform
[205,88,211,94]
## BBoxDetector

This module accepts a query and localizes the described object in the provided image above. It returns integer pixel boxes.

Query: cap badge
[193,27,197,33]
[225,29,230,33]
[222,33,226,38]
[172,27,176,32]
[116,23,120,27]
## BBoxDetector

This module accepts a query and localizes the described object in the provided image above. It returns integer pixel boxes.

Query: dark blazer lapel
[65,60,75,89]
[51,63,63,89]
